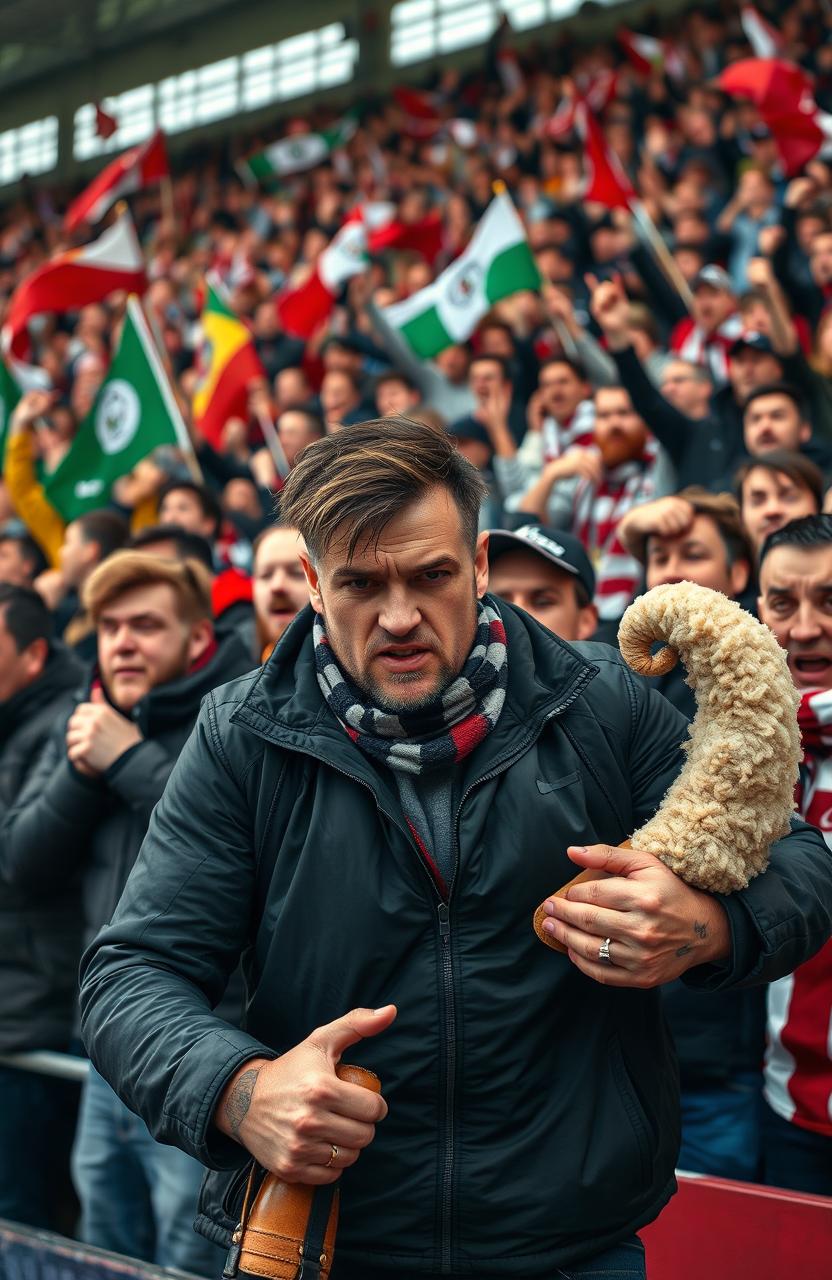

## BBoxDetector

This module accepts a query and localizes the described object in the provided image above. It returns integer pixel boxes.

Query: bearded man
[78,418,832,1280]
[514,385,658,625]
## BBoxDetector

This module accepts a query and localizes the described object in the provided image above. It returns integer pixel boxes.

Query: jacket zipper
[436,668,596,1273]
[437,900,454,1274]
[244,663,597,1275]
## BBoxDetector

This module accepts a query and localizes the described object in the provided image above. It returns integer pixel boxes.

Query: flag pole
[629,198,696,315]
[129,295,204,484]
[257,410,291,483]
[161,176,176,236]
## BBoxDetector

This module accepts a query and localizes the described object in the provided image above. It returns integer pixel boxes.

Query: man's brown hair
[634,487,755,568]
[278,416,488,561]
[83,552,213,625]
[734,449,823,512]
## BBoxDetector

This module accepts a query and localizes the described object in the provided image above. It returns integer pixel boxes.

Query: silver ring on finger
[598,936,614,966]
[325,1144,339,1168]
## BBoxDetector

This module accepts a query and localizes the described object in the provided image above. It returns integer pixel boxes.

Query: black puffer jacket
[1,631,254,948]
[78,604,832,1276]
[0,643,85,1053]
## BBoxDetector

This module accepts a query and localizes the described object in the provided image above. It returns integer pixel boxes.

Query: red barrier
[641,1172,832,1280]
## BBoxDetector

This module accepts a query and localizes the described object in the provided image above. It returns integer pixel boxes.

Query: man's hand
[544,446,603,488]
[66,687,142,777]
[541,845,730,987]
[758,225,786,257]
[10,389,53,435]
[586,272,630,350]
[476,382,512,437]
[746,256,774,290]
[216,1006,397,1185]
[618,495,695,555]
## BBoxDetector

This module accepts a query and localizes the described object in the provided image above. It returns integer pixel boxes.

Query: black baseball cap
[729,330,775,356]
[487,524,596,598]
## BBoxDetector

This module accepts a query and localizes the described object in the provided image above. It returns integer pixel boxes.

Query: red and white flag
[64,130,169,234]
[575,104,636,211]
[94,104,118,140]
[741,5,785,60]
[392,87,443,139]
[2,210,146,359]
[276,220,368,340]
[718,58,832,175]
[618,29,684,81]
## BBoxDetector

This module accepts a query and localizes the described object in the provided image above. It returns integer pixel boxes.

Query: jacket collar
[231,600,598,796]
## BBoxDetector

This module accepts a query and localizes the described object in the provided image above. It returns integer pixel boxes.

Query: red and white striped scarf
[573,448,657,620]
[764,686,832,1137]
[542,399,596,462]
[671,313,744,386]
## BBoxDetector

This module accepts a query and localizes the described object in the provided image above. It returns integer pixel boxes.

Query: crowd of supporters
[1,0,832,1271]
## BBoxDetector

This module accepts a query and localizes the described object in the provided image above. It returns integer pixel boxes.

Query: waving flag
[576,104,636,211]
[718,58,832,175]
[380,189,539,358]
[741,6,785,59]
[0,358,21,466]
[64,130,169,234]
[2,211,146,360]
[618,29,685,81]
[238,118,356,185]
[276,220,369,340]
[192,277,266,447]
[45,297,186,521]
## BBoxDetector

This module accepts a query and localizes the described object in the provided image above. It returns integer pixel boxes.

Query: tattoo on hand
[226,1068,259,1138]
[693,921,708,939]
[675,944,694,958]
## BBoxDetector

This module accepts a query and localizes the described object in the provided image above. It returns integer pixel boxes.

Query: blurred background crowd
[1,0,831,1274]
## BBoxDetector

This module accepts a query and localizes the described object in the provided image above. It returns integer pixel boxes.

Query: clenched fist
[66,687,142,777]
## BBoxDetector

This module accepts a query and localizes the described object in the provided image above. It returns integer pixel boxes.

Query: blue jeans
[762,1101,832,1196]
[331,1237,646,1279]
[71,1066,224,1277]
[0,1063,78,1230]
[678,1071,763,1182]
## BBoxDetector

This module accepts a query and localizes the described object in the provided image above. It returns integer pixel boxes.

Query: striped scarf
[573,450,656,621]
[764,686,832,1137]
[314,599,508,775]
[671,313,744,387]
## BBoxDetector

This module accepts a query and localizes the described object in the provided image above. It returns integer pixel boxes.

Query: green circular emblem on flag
[449,262,482,308]
[95,380,141,455]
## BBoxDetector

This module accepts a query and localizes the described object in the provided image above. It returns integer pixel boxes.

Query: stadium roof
[0,0,240,93]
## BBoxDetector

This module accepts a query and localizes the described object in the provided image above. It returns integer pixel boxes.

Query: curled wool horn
[533,581,801,951]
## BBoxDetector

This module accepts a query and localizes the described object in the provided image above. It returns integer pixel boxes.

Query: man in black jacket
[2,552,253,1275]
[0,584,84,1230]
[589,275,817,491]
[78,420,832,1280]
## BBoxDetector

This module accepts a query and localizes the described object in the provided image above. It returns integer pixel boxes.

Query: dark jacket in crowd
[0,643,85,1053]
[1,630,253,950]
[612,344,745,490]
[78,604,832,1276]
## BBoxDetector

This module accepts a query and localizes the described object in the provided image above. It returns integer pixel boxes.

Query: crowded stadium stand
[1,1,832,1277]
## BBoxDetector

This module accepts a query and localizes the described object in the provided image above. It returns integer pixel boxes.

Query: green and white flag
[238,117,357,185]
[0,358,21,467]
[381,191,540,358]
[45,296,189,522]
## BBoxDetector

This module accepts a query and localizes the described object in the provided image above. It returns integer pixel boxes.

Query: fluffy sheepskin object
[618,580,801,893]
